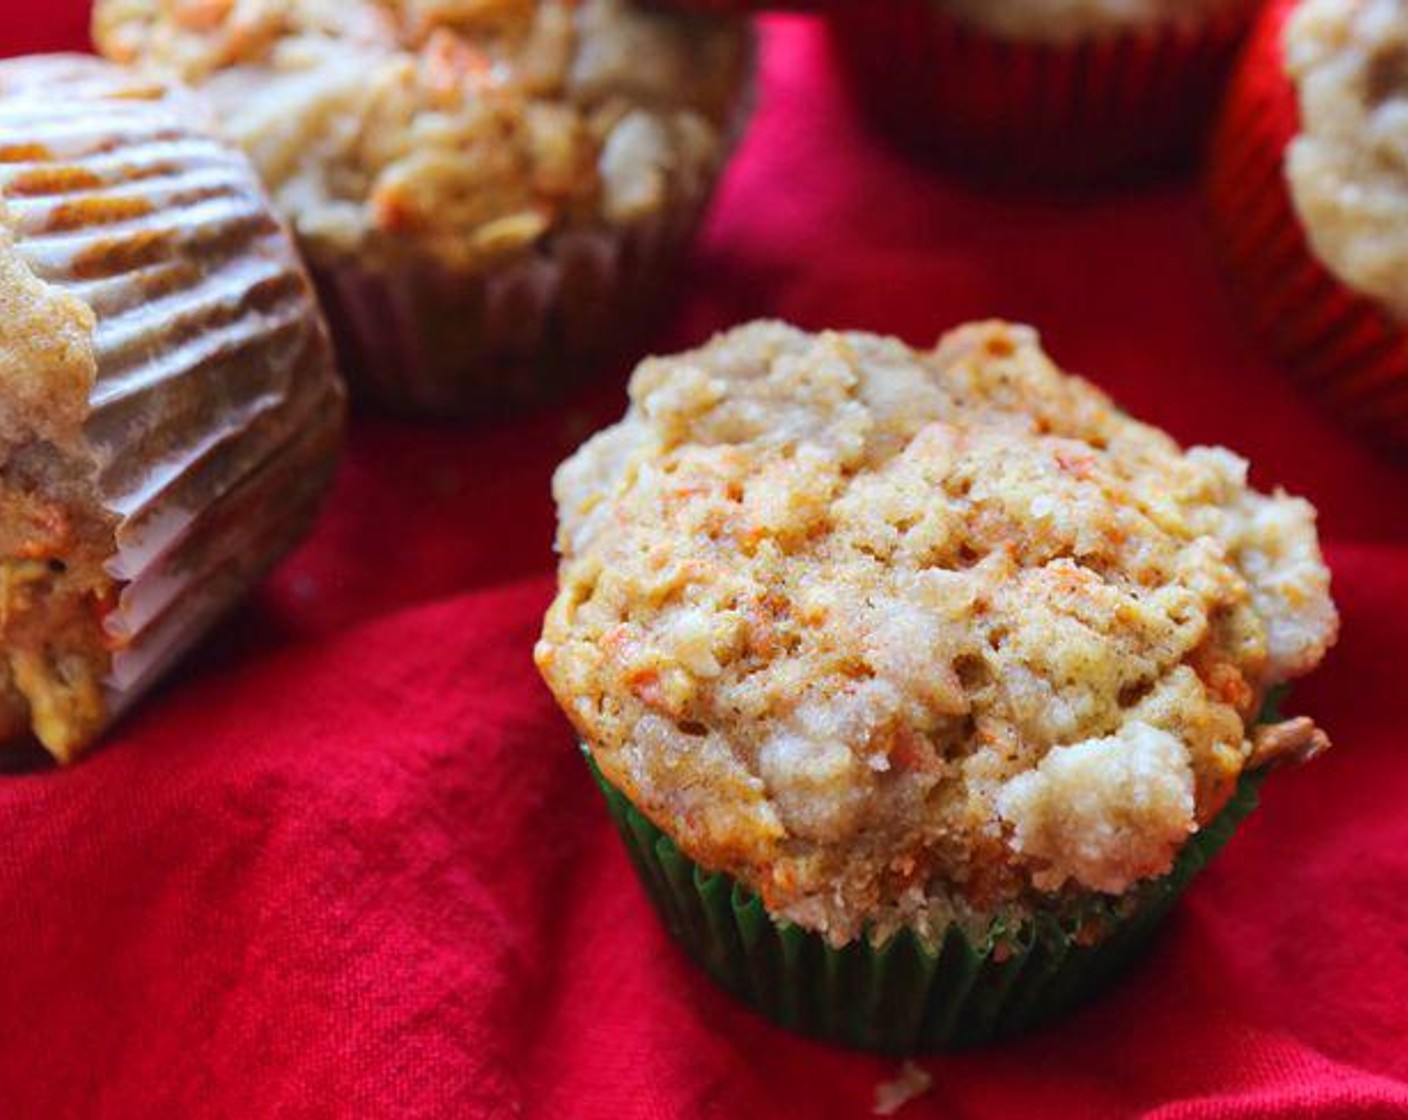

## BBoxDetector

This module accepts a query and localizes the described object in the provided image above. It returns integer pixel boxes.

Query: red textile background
[5,8,1408,1118]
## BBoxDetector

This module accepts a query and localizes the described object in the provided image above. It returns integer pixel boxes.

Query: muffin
[829,0,1256,183]
[641,2,808,12]
[1208,0,1408,447]
[535,320,1338,1052]
[95,0,754,417]
[0,55,344,764]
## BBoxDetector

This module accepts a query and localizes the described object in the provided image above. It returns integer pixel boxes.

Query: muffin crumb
[874,1062,933,1116]
[996,721,1196,893]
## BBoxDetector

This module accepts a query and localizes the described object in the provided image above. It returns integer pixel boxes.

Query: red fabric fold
[2,8,1407,1118]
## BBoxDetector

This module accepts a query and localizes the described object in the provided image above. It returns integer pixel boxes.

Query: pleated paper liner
[1206,0,1408,449]
[313,34,759,419]
[313,211,691,418]
[828,3,1252,185]
[587,750,1264,1055]
[0,56,344,758]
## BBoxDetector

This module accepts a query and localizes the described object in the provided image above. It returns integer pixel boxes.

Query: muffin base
[829,3,1251,185]
[588,752,1262,1054]
[313,210,692,418]
[1206,0,1408,448]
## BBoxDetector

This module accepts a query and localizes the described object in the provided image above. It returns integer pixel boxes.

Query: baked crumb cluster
[1286,0,1408,322]
[536,321,1337,945]
[95,0,750,271]
[939,0,1251,43]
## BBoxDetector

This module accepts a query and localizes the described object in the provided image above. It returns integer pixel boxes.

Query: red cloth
[5,9,1408,1118]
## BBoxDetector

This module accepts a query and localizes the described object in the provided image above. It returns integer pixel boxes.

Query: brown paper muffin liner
[829,3,1252,184]
[0,55,345,757]
[313,210,693,417]
[313,38,758,419]
[1206,0,1408,448]
[587,750,1263,1054]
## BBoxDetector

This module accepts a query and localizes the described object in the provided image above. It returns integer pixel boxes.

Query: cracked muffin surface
[536,321,1337,946]
[1285,0,1408,322]
[94,0,751,272]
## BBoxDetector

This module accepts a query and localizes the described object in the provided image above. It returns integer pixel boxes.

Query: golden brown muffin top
[536,321,1337,945]
[1286,0,1408,321]
[95,0,751,270]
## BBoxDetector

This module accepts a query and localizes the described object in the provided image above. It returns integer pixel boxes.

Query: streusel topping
[96,0,750,270]
[537,322,1336,944]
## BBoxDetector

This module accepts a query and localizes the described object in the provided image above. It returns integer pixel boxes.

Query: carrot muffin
[536,320,1337,1050]
[1209,0,1408,444]
[830,0,1256,183]
[0,55,344,764]
[95,0,753,416]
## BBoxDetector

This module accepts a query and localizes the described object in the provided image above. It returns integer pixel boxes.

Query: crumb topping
[95,0,750,270]
[996,721,1195,894]
[1285,0,1408,322]
[536,321,1338,944]
[873,1062,934,1117]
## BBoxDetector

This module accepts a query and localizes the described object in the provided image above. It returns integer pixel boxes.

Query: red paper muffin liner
[828,3,1252,184]
[1206,0,1408,447]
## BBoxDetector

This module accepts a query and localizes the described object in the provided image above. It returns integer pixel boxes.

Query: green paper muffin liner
[587,752,1264,1054]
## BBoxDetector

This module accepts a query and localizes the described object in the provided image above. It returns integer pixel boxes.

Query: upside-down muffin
[830,0,1257,183]
[1209,0,1408,446]
[0,55,344,763]
[536,320,1337,1052]
[95,0,753,416]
